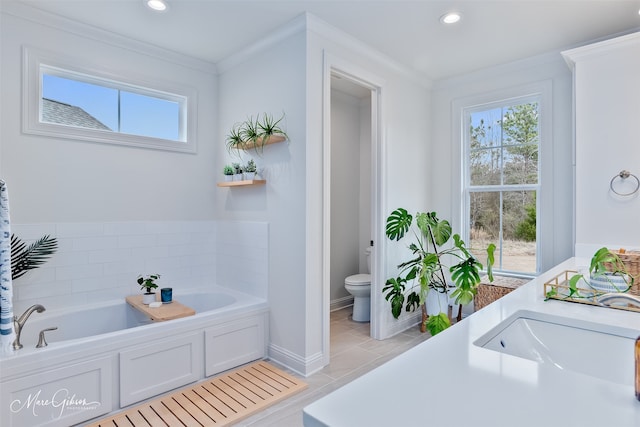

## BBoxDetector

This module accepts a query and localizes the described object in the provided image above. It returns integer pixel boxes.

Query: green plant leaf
[383,277,406,318]
[426,312,451,335]
[486,243,496,281]
[405,292,420,313]
[386,208,412,241]
[416,212,451,247]
[11,234,58,280]
[449,258,482,304]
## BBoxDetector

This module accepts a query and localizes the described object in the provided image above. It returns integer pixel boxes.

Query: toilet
[344,246,372,322]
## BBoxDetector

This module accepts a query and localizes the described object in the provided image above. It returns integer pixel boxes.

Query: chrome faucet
[596,293,640,310]
[12,304,46,350]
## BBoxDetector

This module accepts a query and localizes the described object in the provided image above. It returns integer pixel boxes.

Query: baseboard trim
[330,295,353,312]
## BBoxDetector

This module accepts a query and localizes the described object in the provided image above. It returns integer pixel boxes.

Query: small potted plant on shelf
[137,274,160,305]
[232,163,243,181]
[244,159,257,180]
[225,112,288,156]
[223,165,234,182]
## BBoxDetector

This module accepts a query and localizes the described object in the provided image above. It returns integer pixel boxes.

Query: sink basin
[473,310,637,385]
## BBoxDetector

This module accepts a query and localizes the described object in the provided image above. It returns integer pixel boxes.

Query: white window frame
[453,81,552,276]
[23,46,197,153]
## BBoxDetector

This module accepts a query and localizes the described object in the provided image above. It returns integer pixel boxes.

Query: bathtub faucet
[13,304,46,350]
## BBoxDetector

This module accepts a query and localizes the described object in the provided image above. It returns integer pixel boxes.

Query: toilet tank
[365,246,372,273]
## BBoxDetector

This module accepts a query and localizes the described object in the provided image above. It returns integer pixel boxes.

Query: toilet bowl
[345,247,372,322]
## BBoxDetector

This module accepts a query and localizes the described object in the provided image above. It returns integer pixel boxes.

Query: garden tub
[0,287,269,427]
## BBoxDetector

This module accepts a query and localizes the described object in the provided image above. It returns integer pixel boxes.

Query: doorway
[322,57,384,366]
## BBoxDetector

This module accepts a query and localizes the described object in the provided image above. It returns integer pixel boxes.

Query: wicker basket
[603,250,640,292]
[474,276,529,311]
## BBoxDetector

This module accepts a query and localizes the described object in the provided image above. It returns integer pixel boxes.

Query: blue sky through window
[43,74,180,141]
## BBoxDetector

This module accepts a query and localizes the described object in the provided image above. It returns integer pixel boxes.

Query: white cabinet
[204,314,267,376]
[119,332,203,407]
[1,356,112,427]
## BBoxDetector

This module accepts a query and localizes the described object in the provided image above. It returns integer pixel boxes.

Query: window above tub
[23,46,197,153]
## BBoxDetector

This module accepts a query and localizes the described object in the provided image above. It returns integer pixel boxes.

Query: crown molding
[1,1,217,75]
[217,11,432,89]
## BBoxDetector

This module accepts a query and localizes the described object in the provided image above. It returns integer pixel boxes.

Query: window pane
[503,145,538,185]
[469,107,502,149]
[469,190,537,274]
[470,148,502,186]
[120,92,180,141]
[42,74,117,130]
[41,71,182,142]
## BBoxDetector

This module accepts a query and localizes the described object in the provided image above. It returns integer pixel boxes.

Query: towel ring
[609,170,640,196]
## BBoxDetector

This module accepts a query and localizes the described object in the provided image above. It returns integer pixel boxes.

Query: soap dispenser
[636,336,640,401]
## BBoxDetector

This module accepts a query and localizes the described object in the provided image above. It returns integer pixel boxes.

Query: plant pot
[589,272,631,293]
[142,292,156,305]
[425,289,450,316]
[244,172,256,180]
[233,174,243,181]
[224,175,233,182]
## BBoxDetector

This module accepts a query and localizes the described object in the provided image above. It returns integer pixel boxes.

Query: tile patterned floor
[237,307,431,426]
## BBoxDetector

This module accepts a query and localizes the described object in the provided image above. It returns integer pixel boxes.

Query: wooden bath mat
[86,361,307,426]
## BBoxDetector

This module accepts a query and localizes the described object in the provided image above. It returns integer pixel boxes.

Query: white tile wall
[10,221,269,314]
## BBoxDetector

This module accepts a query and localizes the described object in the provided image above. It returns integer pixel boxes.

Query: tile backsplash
[10,220,268,313]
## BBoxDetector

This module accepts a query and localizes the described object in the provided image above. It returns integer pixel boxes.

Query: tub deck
[125,295,195,321]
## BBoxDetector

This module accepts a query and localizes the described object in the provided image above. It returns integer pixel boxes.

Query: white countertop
[303,258,640,427]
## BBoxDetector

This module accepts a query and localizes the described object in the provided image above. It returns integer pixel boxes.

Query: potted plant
[226,123,245,153]
[255,112,288,153]
[558,247,635,297]
[225,113,288,156]
[383,208,495,335]
[232,162,243,181]
[223,165,234,182]
[244,159,257,180]
[137,274,160,305]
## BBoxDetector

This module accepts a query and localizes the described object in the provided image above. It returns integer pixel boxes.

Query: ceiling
[14,0,640,81]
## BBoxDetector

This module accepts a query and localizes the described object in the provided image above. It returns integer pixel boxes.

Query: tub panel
[119,332,203,407]
[1,356,112,427]
[205,314,266,376]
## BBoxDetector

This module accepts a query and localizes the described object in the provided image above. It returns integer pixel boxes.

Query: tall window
[463,96,540,275]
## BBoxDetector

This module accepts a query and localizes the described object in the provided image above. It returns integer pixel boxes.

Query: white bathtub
[0,287,269,427]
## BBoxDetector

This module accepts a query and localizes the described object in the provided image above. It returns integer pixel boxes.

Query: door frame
[322,52,386,365]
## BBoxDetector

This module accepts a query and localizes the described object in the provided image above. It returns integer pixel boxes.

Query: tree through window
[464,97,540,275]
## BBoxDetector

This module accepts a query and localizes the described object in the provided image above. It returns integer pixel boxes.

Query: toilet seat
[345,274,371,286]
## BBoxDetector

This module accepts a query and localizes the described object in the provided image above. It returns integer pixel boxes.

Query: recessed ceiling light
[146,0,168,12]
[440,12,462,24]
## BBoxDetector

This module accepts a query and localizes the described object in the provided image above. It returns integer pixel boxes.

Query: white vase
[244,172,256,180]
[142,293,156,305]
[425,288,450,315]
[233,173,243,181]
[224,175,233,182]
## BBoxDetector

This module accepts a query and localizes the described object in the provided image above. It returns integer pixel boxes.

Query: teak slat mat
[86,361,307,427]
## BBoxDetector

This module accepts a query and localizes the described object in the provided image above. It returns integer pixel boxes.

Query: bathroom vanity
[303,258,640,426]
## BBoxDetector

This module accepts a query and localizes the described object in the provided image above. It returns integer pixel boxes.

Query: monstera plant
[383,208,495,335]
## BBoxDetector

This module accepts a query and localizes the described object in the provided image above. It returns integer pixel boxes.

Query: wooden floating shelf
[217,179,266,187]
[237,135,286,151]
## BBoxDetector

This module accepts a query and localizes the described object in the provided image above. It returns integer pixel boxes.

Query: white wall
[215,22,308,372]
[306,15,431,357]
[0,5,272,313]
[563,32,640,256]
[330,90,360,304]
[430,51,575,274]
[0,4,218,223]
